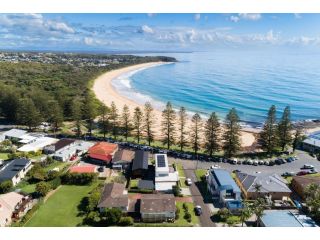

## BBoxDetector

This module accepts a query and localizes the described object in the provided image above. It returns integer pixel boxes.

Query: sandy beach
[92,62,256,147]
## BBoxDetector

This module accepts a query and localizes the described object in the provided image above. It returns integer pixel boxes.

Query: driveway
[184,169,216,227]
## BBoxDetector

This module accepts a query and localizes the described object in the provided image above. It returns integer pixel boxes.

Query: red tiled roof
[88,142,118,162]
[69,165,96,173]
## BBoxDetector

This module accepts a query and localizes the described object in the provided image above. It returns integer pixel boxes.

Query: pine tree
[190,113,202,156]
[292,127,303,152]
[144,102,154,146]
[98,104,109,139]
[204,112,221,157]
[121,104,131,141]
[259,105,278,154]
[71,99,83,137]
[83,93,98,137]
[177,107,188,151]
[16,98,42,130]
[222,108,241,157]
[109,102,119,139]
[161,102,176,149]
[278,106,292,151]
[47,100,64,136]
[133,107,143,143]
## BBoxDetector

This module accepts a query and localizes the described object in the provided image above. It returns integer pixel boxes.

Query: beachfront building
[235,172,292,200]
[291,175,320,199]
[258,210,318,227]
[154,154,179,192]
[303,131,320,153]
[88,142,118,165]
[132,150,149,178]
[207,169,242,211]
[140,194,176,223]
[0,158,32,186]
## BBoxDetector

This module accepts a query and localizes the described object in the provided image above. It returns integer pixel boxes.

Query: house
[258,210,318,227]
[43,138,76,154]
[2,129,27,142]
[207,169,242,208]
[17,133,44,144]
[235,172,292,200]
[17,136,58,152]
[97,182,128,212]
[302,132,320,152]
[0,158,32,186]
[132,150,149,178]
[154,154,178,192]
[112,149,135,170]
[69,165,96,173]
[88,142,118,165]
[140,194,176,223]
[291,175,320,199]
[0,192,33,227]
[52,140,95,162]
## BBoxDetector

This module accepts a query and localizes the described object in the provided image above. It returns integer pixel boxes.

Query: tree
[259,105,278,154]
[102,208,122,225]
[0,87,20,122]
[121,104,131,141]
[16,98,42,130]
[304,183,320,220]
[47,100,64,136]
[177,107,188,151]
[190,113,202,156]
[144,102,154,146]
[86,188,101,212]
[83,93,98,136]
[222,108,241,157]
[292,127,304,152]
[0,180,13,194]
[118,216,134,226]
[161,102,176,149]
[239,202,252,227]
[109,102,119,139]
[133,107,143,143]
[278,106,292,151]
[98,104,109,139]
[71,99,83,137]
[35,181,51,197]
[204,112,221,157]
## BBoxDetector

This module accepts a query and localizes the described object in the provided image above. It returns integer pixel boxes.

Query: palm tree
[254,205,265,227]
[239,203,252,227]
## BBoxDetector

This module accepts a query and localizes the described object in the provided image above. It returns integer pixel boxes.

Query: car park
[194,205,202,216]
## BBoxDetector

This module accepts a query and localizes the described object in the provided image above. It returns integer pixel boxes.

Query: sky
[0,13,320,52]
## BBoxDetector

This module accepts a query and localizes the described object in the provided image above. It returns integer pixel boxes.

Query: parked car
[253,160,259,166]
[242,160,248,165]
[282,172,295,177]
[302,164,314,169]
[258,160,264,165]
[210,165,220,169]
[297,171,308,176]
[97,166,104,172]
[185,178,192,186]
[275,159,282,165]
[269,160,275,166]
[279,158,286,164]
[194,205,202,216]
[233,169,241,173]
[223,158,228,163]
[264,161,269,166]
[307,169,318,174]
[247,160,253,165]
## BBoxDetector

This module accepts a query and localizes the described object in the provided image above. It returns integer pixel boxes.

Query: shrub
[48,177,61,190]
[217,208,231,222]
[184,212,192,222]
[61,172,97,185]
[14,200,43,226]
[182,203,188,211]
[102,208,123,225]
[118,216,134,226]
[0,180,13,194]
[175,207,180,220]
[35,181,51,197]
[172,185,182,197]
[84,211,101,226]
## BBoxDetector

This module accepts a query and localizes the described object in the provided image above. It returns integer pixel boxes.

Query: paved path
[184,169,216,227]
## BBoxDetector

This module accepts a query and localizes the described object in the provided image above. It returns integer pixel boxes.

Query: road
[184,169,216,227]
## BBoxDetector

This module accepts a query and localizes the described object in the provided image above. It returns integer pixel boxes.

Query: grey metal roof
[138,180,154,190]
[132,150,149,171]
[3,129,27,139]
[211,169,241,193]
[0,158,30,182]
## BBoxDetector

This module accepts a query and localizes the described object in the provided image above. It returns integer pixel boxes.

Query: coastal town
[0,49,320,227]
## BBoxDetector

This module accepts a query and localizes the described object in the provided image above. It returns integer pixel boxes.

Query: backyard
[24,183,99,227]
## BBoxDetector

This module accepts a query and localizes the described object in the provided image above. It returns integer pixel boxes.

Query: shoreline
[92,61,256,147]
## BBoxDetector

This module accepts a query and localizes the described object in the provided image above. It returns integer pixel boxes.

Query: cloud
[230,13,261,22]
[141,25,154,34]
[194,14,201,21]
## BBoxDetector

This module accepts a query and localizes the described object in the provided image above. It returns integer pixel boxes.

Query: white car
[210,165,220,169]
[185,178,192,186]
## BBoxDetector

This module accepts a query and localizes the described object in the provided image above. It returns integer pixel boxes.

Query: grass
[15,181,36,194]
[134,202,199,227]
[129,179,139,188]
[195,169,207,182]
[43,161,69,172]
[285,173,320,184]
[24,183,99,227]
[0,152,9,160]
[176,163,187,188]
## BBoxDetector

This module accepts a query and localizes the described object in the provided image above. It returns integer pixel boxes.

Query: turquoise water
[113,50,320,126]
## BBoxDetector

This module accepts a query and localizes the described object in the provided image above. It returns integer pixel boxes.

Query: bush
[35,181,51,197]
[48,177,61,190]
[184,212,192,222]
[217,208,231,222]
[84,211,101,226]
[0,180,13,194]
[172,185,182,197]
[226,216,240,226]
[175,207,180,220]
[27,163,47,183]
[61,172,97,185]
[182,203,188,211]
[102,208,123,225]
[118,216,134,226]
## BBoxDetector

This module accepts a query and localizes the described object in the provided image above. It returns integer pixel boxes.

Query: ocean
[112,50,320,127]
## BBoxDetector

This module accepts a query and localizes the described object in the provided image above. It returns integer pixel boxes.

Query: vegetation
[161,102,176,149]
[204,112,221,157]
[61,172,97,185]
[259,105,278,154]
[222,108,241,157]
[304,183,320,222]
[121,104,131,141]
[278,106,293,151]
[133,107,143,144]
[189,113,202,157]
[0,180,13,194]
[35,181,52,197]
[144,102,155,146]
[177,106,188,151]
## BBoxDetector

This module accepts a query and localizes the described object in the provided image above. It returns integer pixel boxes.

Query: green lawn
[15,181,36,194]
[176,163,187,188]
[129,179,139,188]
[0,152,9,160]
[25,184,98,227]
[43,161,69,172]
[195,169,207,182]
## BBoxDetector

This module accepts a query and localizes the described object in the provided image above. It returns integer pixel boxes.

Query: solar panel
[157,155,166,167]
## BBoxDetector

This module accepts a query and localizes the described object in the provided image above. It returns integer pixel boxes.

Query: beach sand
[92,62,256,147]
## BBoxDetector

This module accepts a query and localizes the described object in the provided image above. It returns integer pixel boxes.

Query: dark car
[194,205,202,216]
[97,166,104,172]
[269,160,275,166]
[275,159,282,165]
[297,171,308,176]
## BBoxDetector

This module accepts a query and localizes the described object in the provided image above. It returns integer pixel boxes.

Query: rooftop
[140,194,175,213]
[112,149,135,163]
[69,165,96,173]
[132,150,149,171]
[89,142,118,162]
[47,138,76,152]
[260,210,318,227]
[0,158,31,182]
[17,137,58,152]
[211,169,241,193]
[3,129,27,139]
[292,175,320,188]
[97,182,128,209]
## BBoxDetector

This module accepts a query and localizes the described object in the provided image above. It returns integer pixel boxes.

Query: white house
[154,154,179,192]
[2,129,27,141]
[0,158,32,186]
[17,137,58,152]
